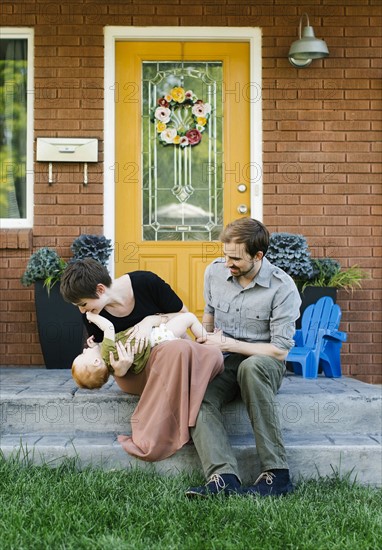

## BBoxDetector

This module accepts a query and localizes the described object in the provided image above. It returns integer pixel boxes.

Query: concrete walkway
[1,367,381,486]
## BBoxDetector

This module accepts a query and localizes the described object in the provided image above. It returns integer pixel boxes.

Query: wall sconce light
[288,13,329,68]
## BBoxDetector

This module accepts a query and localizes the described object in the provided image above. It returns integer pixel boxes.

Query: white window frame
[0,27,34,228]
[104,27,262,275]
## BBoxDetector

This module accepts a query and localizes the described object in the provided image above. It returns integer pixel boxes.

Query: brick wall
[1,0,381,382]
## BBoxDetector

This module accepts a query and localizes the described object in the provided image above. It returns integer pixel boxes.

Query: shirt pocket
[211,298,231,313]
[245,308,271,321]
[243,308,271,340]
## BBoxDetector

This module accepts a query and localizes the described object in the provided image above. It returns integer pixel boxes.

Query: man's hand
[196,329,229,350]
[197,329,288,360]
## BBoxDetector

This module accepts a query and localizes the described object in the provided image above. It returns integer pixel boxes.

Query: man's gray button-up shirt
[204,256,301,351]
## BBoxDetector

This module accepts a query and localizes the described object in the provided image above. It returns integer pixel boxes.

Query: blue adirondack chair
[286,296,347,378]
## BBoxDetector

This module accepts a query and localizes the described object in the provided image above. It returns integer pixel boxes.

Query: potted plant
[266,232,367,327]
[264,233,315,290]
[21,235,113,369]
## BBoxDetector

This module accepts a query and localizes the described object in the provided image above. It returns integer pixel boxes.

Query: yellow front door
[115,41,250,316]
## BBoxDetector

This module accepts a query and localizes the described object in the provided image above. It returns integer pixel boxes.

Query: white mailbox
[36,138,98,163]
[36,138,98,185]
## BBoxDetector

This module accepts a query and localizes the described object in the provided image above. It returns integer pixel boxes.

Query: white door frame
[104,27,262,273]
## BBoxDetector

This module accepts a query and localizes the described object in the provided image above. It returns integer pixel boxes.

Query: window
[0,28,33,227]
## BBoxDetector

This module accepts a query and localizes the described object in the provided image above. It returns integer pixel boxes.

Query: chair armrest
[293,329,304,347]
[319,329,347,342]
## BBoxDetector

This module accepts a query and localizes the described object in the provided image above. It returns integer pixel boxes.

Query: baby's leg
[166,312,205,340]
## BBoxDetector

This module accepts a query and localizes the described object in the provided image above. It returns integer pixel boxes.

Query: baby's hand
[86,335,97,348]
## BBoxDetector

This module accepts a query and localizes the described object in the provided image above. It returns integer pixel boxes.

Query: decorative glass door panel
[142,62,223,241]
[115,42,250,317]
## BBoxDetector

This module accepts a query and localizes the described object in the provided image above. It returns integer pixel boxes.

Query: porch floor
[1,368,381,487]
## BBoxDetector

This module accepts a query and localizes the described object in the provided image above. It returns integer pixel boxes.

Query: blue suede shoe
[242,469,294,497]
[185,473,241,498]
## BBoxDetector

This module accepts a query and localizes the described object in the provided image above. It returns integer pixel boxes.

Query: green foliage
[267,233,368,291]
[0,57,28,218]
[266,233,314,288]
[304,261,368,292]
[311,258,341,283]
[0,458,381,550]
[70,234,113,267]
[20,248,67,293]
[21,235,113,293]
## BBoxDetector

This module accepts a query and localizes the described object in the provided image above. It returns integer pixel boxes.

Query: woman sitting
[60,258,223,462]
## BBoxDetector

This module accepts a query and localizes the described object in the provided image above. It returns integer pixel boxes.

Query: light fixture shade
[288,14,329,66]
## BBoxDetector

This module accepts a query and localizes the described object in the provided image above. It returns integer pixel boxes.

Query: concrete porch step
[1,431,380,487]
[1,368,381,487]
[1,369,381,436]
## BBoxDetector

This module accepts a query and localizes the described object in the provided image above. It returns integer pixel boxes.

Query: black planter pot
[297,286,337,329]
[34,281,84,369]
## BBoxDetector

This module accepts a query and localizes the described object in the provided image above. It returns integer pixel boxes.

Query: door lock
[237,204,248,214]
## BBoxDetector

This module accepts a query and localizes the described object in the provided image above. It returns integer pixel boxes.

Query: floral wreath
[152,87,211,147]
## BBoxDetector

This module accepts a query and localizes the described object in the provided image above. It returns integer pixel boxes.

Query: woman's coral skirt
[114,339,224,462]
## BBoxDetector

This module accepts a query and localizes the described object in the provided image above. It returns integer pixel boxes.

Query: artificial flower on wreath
[152,87,211,147]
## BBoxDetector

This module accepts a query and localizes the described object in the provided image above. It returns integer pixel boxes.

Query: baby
[72,311,209,389]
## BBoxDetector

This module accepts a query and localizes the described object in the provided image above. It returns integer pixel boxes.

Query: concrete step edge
[1,396,380,436]
[1,433,381,487]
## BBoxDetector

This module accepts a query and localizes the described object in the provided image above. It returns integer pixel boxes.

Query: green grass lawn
[0,457,381,550]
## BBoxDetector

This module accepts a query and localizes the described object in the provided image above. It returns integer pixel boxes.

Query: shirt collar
[225,256,273,289]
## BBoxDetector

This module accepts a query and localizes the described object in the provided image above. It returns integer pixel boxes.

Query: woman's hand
[110,339,147,377]
[110,341,134,377]
[125,319,152,349]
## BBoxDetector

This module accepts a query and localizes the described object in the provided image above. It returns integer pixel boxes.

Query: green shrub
[21,235,113,293]
[267,233,368,292]
[266,233,314,289]
[70,234,113,267]
[20,248,67,292]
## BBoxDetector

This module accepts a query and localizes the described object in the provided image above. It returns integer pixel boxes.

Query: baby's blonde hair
[71,361,110,390]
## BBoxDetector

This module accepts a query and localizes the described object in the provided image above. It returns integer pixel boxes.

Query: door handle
[237,204,248,214]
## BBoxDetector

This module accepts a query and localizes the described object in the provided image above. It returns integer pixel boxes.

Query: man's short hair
[220,217,269,257]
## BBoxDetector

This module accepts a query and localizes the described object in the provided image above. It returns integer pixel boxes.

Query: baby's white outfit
[149,323,178,347]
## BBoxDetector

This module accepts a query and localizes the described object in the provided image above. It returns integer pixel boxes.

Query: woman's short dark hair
[220,217,269,257]
[60,258,112,303]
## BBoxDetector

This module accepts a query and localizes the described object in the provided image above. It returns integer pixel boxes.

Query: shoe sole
[184,490,209,499]
[243,485,294,498]
[185,489,242,499]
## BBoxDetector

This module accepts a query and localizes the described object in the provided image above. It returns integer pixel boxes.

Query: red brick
[2,0,380,384]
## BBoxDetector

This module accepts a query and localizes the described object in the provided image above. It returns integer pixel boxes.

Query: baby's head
[72,344,109,389]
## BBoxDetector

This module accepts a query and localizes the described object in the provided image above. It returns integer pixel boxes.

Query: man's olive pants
[190,353,288,481]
